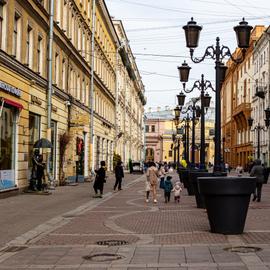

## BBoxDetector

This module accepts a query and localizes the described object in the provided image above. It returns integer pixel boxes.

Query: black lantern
[203,92,211,108]
[265,119,270,128]
[265,107,270,120]
[219,63,228,83]
[247,116,254,127]
[183,17,202,48]
[174,106,181,118]
[233,18,253,49]
[177,91,186,106]
[178,61,191,82]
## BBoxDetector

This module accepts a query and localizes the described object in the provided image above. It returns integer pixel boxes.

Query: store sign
[0,81,21,97]
[0,170,15,189]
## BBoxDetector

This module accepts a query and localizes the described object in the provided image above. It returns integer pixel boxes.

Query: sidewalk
[0,172,269,269]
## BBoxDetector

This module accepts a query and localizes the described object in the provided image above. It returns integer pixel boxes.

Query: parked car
[132,161,144,174]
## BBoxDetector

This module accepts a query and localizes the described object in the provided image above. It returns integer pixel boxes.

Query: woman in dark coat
[250,159,264,202]
[93,161,106,198]
[114,161,124,191]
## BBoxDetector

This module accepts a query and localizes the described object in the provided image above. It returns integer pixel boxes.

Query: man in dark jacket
[114,161,124,191]
[250,159,264,202]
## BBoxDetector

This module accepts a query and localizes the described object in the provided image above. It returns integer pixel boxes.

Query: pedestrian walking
[146,161,159,203]
[114,161,124,191]
[163,175,173,203]
[250,159,264,202]
[93,161,106,198]
[172,181,183,203]
[236,164,243,175]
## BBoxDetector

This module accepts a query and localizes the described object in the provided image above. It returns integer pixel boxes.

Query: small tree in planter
[59,132,71,185]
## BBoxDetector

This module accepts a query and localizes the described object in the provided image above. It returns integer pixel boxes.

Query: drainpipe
[47,0,54,187]
[90,0,96,174]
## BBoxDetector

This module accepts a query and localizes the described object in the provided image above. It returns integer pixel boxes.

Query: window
[0,2,7,50]
[169,150,172,157]
[13,12,21,59]
[62,59,66,90]
[151,125,155,132]
[56,0,61,26]
[26,25,33,68]
[54,52,59,85]
[82,78,85,104]
[37,35,43,74]
[145,125,149,132]
[28,113,40,176]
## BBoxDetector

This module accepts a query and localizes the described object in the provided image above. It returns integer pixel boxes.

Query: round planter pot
[178,169,189,189]
[189,170,211,208]
[197,176,256,235]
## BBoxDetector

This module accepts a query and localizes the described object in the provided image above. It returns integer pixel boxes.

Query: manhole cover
[83,253,124,262]
[224,246,262,253]
[2,246,28,252]
[96,240,129,246]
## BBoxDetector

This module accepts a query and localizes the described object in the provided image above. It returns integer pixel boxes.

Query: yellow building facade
[0,0,145,194]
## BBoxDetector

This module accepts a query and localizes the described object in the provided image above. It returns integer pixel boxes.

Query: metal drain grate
[224,246,262,253]
[83,253,124,262]
[2,246,28,253]
[96,240,129,246]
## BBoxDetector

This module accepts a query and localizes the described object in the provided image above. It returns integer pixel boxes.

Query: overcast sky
[106,0,270,111]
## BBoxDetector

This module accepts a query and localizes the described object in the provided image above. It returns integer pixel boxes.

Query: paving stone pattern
[0,172,270,269]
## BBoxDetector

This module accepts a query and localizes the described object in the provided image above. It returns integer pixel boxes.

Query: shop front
[0,82,23,191]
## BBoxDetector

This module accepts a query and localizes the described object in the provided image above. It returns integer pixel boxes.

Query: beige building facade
[113,20,146,167]
[0,0,145,194]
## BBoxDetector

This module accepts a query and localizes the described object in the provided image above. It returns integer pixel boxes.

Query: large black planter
[178,169,189,189]
[189,170,211,208]
[198,176,256,234]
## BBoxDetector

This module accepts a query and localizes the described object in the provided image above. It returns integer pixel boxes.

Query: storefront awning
[2,98,23,110]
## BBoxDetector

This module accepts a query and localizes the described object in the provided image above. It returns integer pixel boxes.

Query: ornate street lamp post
[178,63,213,169]
[248,107,270,159]
[183,18,253,172]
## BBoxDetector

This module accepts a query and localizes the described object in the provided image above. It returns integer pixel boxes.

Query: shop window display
[0,106,16,189]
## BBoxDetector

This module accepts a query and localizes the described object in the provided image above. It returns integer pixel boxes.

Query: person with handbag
[93,161,106,198]
[146,161,159,203]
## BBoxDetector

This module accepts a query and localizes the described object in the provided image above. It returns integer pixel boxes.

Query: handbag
[146,181,151,191]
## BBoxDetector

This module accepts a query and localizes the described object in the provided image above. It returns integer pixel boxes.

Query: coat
[146,166,159,186]
[164,179,173,193]
[115,165,124,179]
[250,162,264,183]
[94,166,106,190]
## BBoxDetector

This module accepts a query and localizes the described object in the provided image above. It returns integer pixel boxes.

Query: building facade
[113,20,146,168]
[0,0,145,193]
[252,26,270,165]
[144,106,215,166]
[221,26,265,169]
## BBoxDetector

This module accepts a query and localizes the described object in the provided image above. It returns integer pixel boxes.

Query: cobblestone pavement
[0,172,270,269]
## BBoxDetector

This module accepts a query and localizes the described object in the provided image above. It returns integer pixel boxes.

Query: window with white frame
[54,52,59,86]
[26,25,33,68]
[62,59,66,91]
[37,35,43,75]
[13,12,21,60]
[0,2,7,50]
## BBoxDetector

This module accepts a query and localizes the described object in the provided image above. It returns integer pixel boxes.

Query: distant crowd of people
[92,158,269,204]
